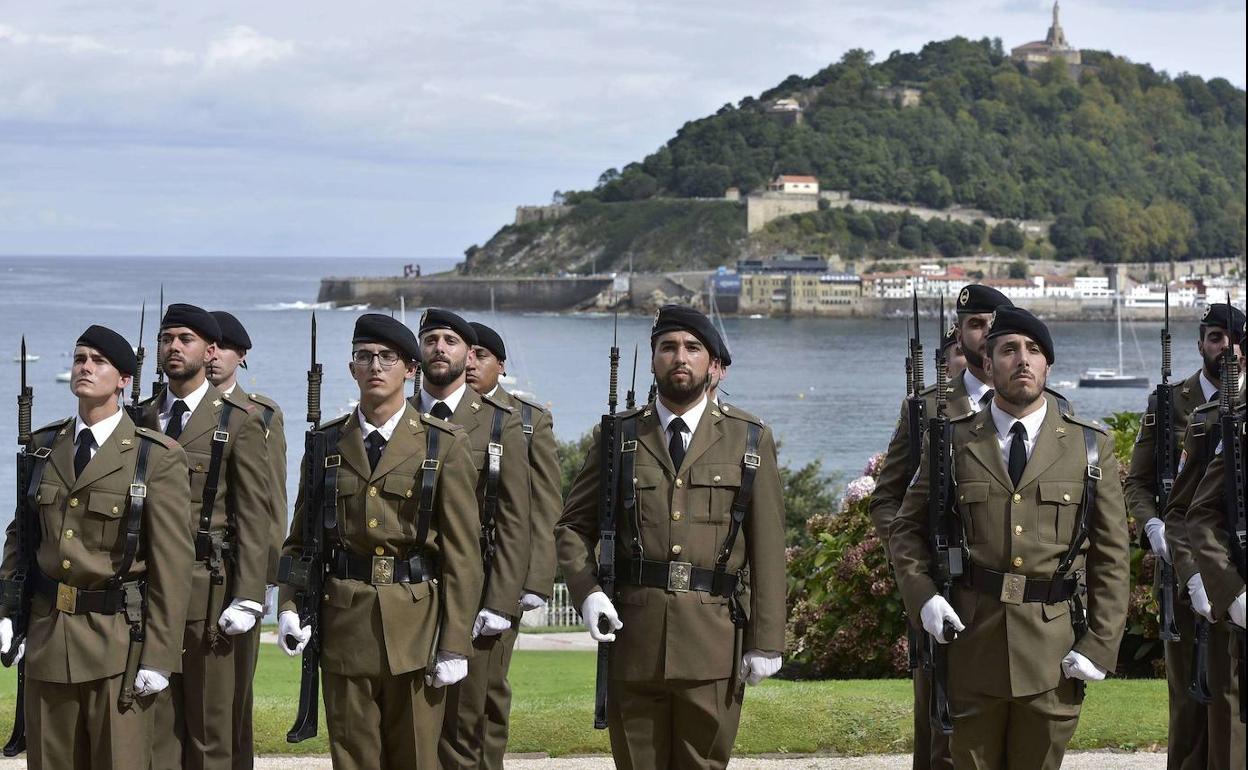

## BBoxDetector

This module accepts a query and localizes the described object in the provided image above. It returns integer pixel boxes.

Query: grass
[0,648,1167,756]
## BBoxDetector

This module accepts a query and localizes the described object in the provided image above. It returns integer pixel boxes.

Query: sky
[1,1,1244,260]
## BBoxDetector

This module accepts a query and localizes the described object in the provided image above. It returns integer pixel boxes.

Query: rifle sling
[618,415,639,558]
[520,403,534,449]
[195,401,235,562]
[417,428,440,548]
[1050,425,1100,601]
[480,408,506,559]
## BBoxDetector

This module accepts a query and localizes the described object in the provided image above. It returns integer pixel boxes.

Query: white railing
[520,582,581,628]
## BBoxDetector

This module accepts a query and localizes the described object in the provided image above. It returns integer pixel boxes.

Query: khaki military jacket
[444,390,531,616]
[870,372,975,547]
[494,388,563,599]
[1184,401,1246,619]
[0,412,194,683]
[233,385,288,584]
[556,399,787,682]
[1162,401,1221,585]
[137,383,272,619]
[278,403,483,676]
[890,395,1130,698]
[1124,371,1207,543]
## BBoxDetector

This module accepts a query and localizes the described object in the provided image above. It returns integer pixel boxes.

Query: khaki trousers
[1206,621,1246,770]
[27,673,154,770]
[231,625,261,770]
[949,678,1082,770]
[440,628,518,770]
[606,678,744,770]
[909,624,954,770]
[323,668,445,770]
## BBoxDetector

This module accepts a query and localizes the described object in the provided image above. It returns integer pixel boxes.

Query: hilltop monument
[1011,1,1083,72]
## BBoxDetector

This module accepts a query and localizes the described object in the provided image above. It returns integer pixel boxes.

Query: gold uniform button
[65,529,74,539]
[1062,493,1071,502]
[196,463,205,472]
[405,490,413,498]
[671,545,682,555]
[374,546,385,556]
[1012,493,1022,504]
[1014,525,1023,536]
[69,497,79,508]
[1012,557,1023,568]
[368,518,379,528]
[369,487,378,497]
[112,506,120,514]
[672,511,682,521]
[713,475,722,483]
[675,479,683,488]
[61,559,71,570]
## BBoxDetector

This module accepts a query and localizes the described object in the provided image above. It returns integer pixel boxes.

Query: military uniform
[433,383,533,770]
[1123,371,1212,769]
[140,381,273,770]
[556,396,787,770]
[0,411,194,769]
[890,392,1130,770]
[277,402,484,770]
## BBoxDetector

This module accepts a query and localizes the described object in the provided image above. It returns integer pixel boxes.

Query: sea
[0,254,1208,530]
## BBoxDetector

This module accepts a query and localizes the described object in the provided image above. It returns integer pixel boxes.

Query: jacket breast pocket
[1037,481,1083,545]
[85,491,127,550]
[631,464,666,529]
[186,451,212,504]
[956,481,990,545]
[381,474,417,533]
[35,482,62,543]
[688,464,741,524]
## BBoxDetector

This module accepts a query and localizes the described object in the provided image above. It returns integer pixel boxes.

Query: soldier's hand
[472,609,512,639]
[133,667,171,697]
[1061,650,1106,681]
[582,591,622,642]
[1187,574,1216,623]
[218,598,261,636]
[0,618,24,665]
[425,652,468,688]
[741,650,782,685]
[1144,519,1170,563]
[1231,591,1247,629]
[278,610,311,656]
[920,595,964,644]
[519,591,547,612]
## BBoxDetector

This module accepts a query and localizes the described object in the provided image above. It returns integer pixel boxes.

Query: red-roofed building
[767,175,820,195]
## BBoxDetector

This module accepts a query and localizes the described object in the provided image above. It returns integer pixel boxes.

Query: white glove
[1145,518,1170,563]
[1188,574,1215,623]
[519,592,547,612]
[920,595,965,644]
[217,598,261,636]
[740,650,782,685]
[472,608,512,639]
[1231,591,1247,629]
[1061,650,1107,681]
[278,610,311,657]
[0,618,25,665]
[263,585,278,616]
[133,666,171,697]
[581,591,622,642]
[425,651,468,688]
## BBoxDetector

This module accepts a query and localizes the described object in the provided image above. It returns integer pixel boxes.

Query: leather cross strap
[416,428,440,547]
[111,437,153,585]
[711,422,763,595]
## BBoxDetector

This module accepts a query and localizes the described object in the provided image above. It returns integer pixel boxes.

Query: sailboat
[1079,289,1149,388]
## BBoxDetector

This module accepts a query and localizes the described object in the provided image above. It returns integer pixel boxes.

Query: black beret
[1200,303,1246,344]
[209,311,252,351]
[714,329,733,367]
[161,303,221,343]
[941,322,959,351]
[352,313,421,362]
[76,325,138,376]
[469,322,506,361]
[650,305,722,361]
[956,284,1014,315]
[418,308,478,347]
[987,306,1055,364]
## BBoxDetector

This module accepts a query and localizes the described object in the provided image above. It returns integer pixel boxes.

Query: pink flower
[863,452,887,479]
[843,475,877,507]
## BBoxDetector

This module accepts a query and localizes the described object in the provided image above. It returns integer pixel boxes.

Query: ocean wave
[254,301,333,311]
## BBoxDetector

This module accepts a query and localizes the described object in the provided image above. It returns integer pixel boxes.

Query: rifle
[1215,319,1246,723]
[152,285,165,397]
[626,345,639,411]
[906,292,927,473]
[592,314,623,729]
[924,296,962,737]
[128,302,147,420]
[1154,286,1181,643]
[1,338,35,756]
[277,313,327,742]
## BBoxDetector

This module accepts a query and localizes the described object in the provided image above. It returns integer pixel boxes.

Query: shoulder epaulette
[1045,387,1074,415]
[318,413,351,431]
[917,383,939,397]
[419,412,462,434]
[247,392,281,414]
[509,391,548,413]
[717,401,764,427]
[134,426,181,450]
[478,392,514,413]
[222,388,257,413]
[1062,411,1109,435]
[950,410,977,424]
[1192,400,1220,416]
[33,417,73,436]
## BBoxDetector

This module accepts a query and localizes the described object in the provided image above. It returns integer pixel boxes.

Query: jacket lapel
[48,420,77,488]
[337,414,371,480]
[964,412,1012,491]
[636,405,676,475]
[948,371,973,418]
[1017,401,1066,490]
[70,413,134,493]
[372,405,423,481]
[450,393,485,439]
[1179,371,1207,411]
[178,384,224,446]
[679,404,724,471]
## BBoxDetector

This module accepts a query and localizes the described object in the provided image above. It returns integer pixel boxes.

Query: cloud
[204,25,295,70]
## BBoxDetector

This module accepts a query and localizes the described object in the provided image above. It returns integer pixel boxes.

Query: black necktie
[1008,421,1028,488]
[74,429,94,478]
[165,400,189,440]
[979,390,995,409]
[668,417,688,471]
[365,430,387,472]
[431,402,453,421]
[1210,390,1220,404]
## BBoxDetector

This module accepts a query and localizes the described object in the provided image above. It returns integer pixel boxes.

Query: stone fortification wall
[318,275,612,312]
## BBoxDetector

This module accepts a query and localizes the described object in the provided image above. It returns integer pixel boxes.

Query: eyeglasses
[351,350,403,368]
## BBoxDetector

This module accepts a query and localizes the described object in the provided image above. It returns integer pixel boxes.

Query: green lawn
[0,648,1167,756]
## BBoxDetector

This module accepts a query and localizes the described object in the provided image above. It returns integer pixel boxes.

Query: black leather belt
[620,558,738,597]
[964,561,1077,605]
[33,569,143,615]
[333,552,435,586]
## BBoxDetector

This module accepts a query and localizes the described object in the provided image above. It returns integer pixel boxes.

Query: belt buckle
[667,561,692,593]
[1000,573,1026,605]
[371,556,395,585]
[56,583,78,614]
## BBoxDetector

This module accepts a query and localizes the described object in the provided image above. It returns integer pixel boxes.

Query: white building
[767,175,820,195]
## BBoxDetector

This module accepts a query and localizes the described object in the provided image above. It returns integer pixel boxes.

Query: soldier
[556,304,787,770]
[276,313,483,769]
[205,310,288,770]
[452,320,562,768]
[942,323,966,382]
[868,284,1013,770]
[1126,301,1244,770]
[0,325,194,768]
[140,303,272,770]
[418,311,532,770]
[890,307,1130,770]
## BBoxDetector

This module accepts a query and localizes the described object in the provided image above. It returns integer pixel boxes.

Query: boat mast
[1116,288,1124,376]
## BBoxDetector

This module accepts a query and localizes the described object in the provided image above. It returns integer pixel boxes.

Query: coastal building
[767,175,820,195]
[737,255,828,274]
[1010,1,1083,74]
[739,271,862,315]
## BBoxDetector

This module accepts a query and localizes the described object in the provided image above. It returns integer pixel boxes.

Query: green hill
[465,37,1245,274]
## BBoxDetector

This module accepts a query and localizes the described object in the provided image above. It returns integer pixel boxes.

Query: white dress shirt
[963,370,992,413]
[990,399,1048,467]
[419,382,468,417]
[1199,370,1219,402]
[159,378,210,434]
[655,394,709,452]
[357,405,406,442]
[74,407,125,461]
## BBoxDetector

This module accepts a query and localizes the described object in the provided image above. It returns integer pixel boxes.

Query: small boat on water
[1078,290,1149,389]
[55,371,72,383]
[13,353,38,363]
